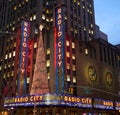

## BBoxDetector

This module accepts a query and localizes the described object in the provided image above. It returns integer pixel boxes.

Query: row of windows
[1,38,37,96]
[68,0,94,41]
[1,40,37,75]
[81,42,120,68]
[3,0,37,31]
[66,39,76,83]
[67,75,76,83]
[84,47,96,59]
[99,44,120,67]
[4,0,94,43]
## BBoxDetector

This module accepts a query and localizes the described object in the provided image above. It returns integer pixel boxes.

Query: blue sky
[94,0,120,45]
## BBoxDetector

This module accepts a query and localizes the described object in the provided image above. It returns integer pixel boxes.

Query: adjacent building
[0,0,120,115]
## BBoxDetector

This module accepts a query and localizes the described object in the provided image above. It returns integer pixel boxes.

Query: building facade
[0,0,120,115]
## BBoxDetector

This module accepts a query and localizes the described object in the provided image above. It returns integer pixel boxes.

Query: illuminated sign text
[21,22,29,74]
[4,94,118,110]
[18,20,30,95]
[57,8,62,67]
[54,5,66,94]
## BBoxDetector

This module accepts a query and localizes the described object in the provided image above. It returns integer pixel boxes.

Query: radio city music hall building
[0,0,120,115]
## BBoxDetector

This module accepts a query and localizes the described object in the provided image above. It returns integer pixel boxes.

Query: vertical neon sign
[18,20,30,95]
[54,5,66,94]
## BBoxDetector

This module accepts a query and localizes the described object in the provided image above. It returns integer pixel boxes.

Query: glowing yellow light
[46,60,50,67]
[66,40,69,46]
[72,42,75,49]
[66,52,70,57]
[47,48,50,55]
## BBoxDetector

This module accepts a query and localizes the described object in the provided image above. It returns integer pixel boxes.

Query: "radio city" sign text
[21,21,29,74]
[56,8,63,67]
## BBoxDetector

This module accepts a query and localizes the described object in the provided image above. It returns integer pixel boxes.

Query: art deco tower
[1,1,120,115]
[0,0,95,96]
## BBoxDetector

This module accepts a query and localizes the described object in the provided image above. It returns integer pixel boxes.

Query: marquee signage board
[4,94,119,110]
[4,94,92,108]
[115,102,120,110]
[93,98,114,110]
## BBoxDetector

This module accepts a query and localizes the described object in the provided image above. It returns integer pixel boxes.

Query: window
[4,64,7,69]
[33,14,36,20]
[72,55,75,60]
[27,77,30,83]
[5,54,8,60]
[0,66,2,70]
[66,52,70,57]
[14,42,16,47]
[66,63,70,69]
[42,15,45,20]
[99,45,103,61]
[47,73,50,79]
[11,71,14,76]
[9,52,12,58]
[72,42,75,49]
[12,62,14,66]
[83,26,86,31]
[73,77,76,83]
[46,60,50,67]
[103,47,107,62]
[30,17,32,21]
[8,64,10,68]
[25,0,29,2]
[66,40,69,46]
[85,48,88,55]
[72,65,76,71]
[34,42,37,48]
[13,51,16,57]
[47,48,50,55]
[67,75,70,81]
[77,2,80,5]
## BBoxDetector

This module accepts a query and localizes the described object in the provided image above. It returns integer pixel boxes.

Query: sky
[94,0,120,45]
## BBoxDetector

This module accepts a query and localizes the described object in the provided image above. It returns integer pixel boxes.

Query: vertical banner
[18,20,30,95]
[54,5,66,94]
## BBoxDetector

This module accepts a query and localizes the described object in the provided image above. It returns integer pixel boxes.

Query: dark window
[67,57,70,63]
[103,46,107,62]
[111,50,114,66]
[99,45,103,61]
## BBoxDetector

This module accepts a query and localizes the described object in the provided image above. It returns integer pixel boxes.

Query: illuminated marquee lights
[93,99,114,110]
[4,94,92,108]
[4,94,119,110]
[103,100,113,107]
[14,95,43,103]
[64,96,92,105]
[4,94,120,110]
[115,102,120,110]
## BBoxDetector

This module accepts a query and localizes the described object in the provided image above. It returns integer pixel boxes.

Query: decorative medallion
[105,72,113,86]
[88,65,97,82]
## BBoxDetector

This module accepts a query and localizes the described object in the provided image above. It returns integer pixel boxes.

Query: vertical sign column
[54,5,66,94]
[18,20,30,95]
